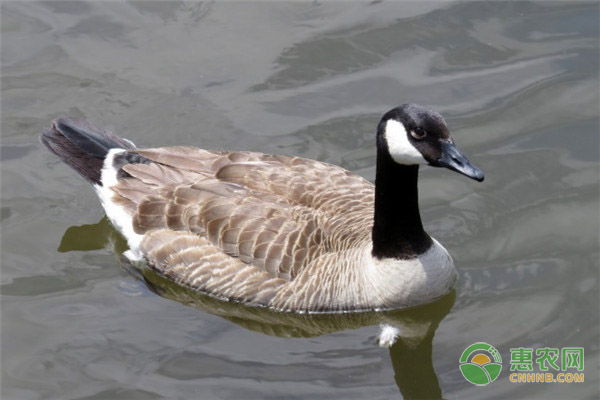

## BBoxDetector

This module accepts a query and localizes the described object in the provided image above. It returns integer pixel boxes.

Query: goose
[41,104,483,313]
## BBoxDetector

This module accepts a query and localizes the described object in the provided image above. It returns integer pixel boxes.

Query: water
[2,1,598,399]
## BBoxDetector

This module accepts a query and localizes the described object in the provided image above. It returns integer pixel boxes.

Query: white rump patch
[94,149,144,260]
[384,119,427,165]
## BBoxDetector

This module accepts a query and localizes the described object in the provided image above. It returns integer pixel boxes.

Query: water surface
[2,2,599,399]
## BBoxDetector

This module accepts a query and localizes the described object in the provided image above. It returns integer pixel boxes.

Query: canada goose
[41,104,483,313]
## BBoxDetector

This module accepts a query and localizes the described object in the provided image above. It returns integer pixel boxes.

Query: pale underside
[107,146,383,312]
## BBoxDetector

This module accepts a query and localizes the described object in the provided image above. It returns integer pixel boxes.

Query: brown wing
[138,229,288,306]
[110,146,374,302]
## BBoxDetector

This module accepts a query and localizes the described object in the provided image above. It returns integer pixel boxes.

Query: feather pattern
[100,146,455,312]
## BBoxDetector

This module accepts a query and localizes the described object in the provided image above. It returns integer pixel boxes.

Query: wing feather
[108,147,374,305]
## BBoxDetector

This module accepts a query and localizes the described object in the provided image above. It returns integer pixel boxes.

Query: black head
[377,104,484,182]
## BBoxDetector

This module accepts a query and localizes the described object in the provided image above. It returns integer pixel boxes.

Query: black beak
[431,140,484,182]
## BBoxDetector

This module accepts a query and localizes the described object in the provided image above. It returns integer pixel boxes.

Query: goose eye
[410,128,426,139]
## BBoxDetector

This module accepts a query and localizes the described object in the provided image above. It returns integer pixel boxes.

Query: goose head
[377,104,484,181]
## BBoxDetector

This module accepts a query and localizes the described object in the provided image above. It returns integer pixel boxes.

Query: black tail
[40,118,136,184]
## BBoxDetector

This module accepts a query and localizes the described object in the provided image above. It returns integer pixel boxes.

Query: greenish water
[2,2,598,399]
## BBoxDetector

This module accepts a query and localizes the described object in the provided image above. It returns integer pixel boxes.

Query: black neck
[371,151,433,259]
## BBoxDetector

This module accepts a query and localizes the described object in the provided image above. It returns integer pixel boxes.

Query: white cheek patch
[384,119,427,165]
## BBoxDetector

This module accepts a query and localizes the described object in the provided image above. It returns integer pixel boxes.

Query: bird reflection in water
[60,217,455,400]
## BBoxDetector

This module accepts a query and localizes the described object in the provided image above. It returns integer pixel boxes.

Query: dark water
[2,2,599,399]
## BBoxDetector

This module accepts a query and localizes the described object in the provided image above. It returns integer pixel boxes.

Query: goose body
[41,105,483,313]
